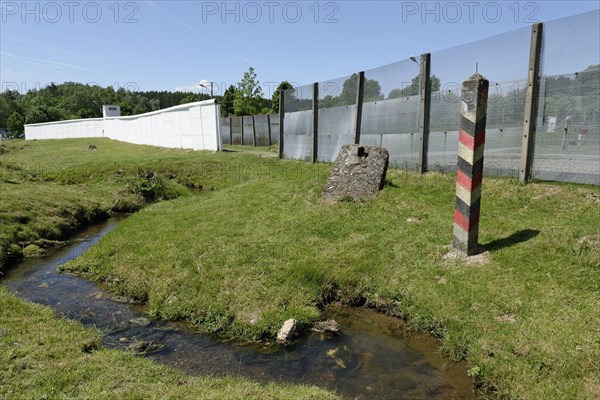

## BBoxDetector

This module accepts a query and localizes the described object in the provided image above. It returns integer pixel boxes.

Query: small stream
[2,218,476,399]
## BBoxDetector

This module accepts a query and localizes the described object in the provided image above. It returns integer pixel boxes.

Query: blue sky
[1,1,599,97]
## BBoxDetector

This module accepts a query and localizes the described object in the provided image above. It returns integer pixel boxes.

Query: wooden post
[312,82,319,163]
[418,53,431,174]
[252,115,257,146]
[229,117,233,145]
[278,90,284,159]
[519,22,543,184]
[453,73,489,256]
[267,114,272,146]
[354,71,365,144]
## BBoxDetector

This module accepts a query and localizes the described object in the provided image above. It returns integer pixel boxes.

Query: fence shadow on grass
[483,229,541,252]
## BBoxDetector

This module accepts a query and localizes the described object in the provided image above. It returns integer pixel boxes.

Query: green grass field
[1,138,599,399]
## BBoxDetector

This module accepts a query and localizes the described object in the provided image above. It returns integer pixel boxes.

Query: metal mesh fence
[361,59,420,168]
[220,117,230,144]
[428,26,531,174]
[481,78,528,177]
[242,116,254,145]
[252,114,269,146]
[532,10,600,185]
[231,116,243,145]
[283,84,313,160]
[316,74,356,162]
[220,115,279,146]
[270,113,279,145]
[235,11,598,186]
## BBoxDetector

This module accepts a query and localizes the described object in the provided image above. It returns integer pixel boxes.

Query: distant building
[102,105,121,118]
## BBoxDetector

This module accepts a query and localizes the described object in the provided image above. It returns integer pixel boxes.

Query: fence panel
[532,10,600,185]
[361,59,420,168]
[231,116,243,145]
[428,26,531,174]
[317,74,355,162]
[242,116,254,145]
[283,84,313,161]
[252,114,269,146]
[270,113,279,145]
[220,117,231,145]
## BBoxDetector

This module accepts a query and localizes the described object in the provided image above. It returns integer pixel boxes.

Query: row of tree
[2,64,597,135]
[0,83,214,135]
[0,67,291,134]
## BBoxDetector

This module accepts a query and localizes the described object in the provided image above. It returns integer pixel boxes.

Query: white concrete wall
[25,118,105,140]
[25,100,221,151]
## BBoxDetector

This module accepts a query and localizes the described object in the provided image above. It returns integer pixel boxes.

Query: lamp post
[410,55,421,133]
[199,81,215,98]
[410,55,420,67]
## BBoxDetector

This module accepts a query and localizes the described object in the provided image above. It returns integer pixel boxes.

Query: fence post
[278,90,285,159]
[240,116,244,146]
[519,22,543,184]
[312,82,319,163]
[418,53,431,174]
[229,117,233,145]
[252,115,257,146]
[354,71,365,145]
[453,73,489,256]
[267,114,272,146]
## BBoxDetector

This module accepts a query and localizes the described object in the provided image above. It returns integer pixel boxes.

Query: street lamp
[410,55,422,131]
[199,81,215,98]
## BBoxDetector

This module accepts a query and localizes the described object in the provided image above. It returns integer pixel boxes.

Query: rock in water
[312,319,341,335]
[276,319,298,345]
[322,144,389,201]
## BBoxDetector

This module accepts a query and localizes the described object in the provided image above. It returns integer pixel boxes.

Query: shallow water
[2,219,476,399]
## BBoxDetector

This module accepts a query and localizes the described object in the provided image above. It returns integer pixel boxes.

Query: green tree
[0,90,21,129]
[388,75,441,99]
[149,98,160,111]
[132,95,149,114]
[271,81,293,113]
[220,85,237,117]
[7,111,25,134]
[338,73,384,105]
[179,94,197,105]
[233,67,264,116]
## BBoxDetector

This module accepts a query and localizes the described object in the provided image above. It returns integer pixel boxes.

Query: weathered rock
[276,318,298,345]
[311,319,341,335]
[322,144,389,201]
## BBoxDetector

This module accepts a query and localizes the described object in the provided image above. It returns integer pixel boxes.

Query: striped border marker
[453,73,489,256]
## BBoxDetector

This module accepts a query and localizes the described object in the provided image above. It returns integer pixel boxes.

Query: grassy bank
[2,138,599,399]
[0,138,337,399]
[0,286,337,399]
[0,138,274,271]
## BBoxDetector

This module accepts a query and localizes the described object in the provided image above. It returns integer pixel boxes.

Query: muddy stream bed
[2,218,476,399]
